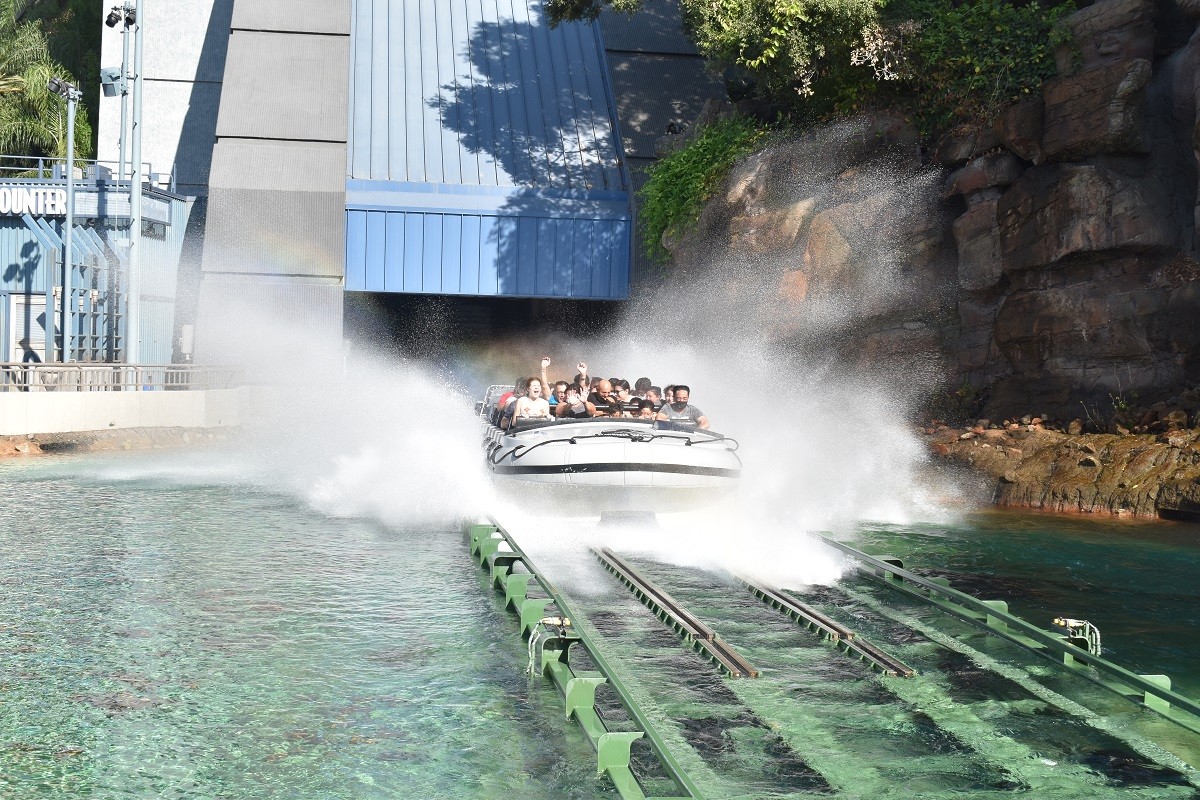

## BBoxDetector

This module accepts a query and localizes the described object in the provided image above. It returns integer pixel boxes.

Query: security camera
[100,67,126,97]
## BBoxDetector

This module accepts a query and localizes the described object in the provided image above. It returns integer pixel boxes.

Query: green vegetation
[876,0,1072,134]
[556,0,1074,254]
[0,0,97,160]
[551,0,1072,137]
[638,116,768,259]
[550,0,882,101]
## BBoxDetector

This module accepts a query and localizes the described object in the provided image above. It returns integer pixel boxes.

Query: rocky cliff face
[948,0,1200,419]
[665,0,1200,421]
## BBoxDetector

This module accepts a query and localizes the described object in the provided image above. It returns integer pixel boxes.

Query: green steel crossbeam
[467,521,702,800]
[816,533,1200,735]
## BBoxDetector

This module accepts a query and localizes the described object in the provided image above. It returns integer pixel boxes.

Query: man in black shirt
[587,379,621,417]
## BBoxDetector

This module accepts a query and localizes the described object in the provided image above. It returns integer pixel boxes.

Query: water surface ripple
[0,457,608,800]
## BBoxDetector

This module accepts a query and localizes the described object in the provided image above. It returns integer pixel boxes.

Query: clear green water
[853,512,1200,698]
[0,456,610,800]
[3,456,1199,799]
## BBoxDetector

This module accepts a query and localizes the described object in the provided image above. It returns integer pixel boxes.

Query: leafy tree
[550,0,1071,138]
[546,0,642,22]
[548,0,882,100]
[0,1,49,95]
[883,0,1071,134]
[0,0,91,160]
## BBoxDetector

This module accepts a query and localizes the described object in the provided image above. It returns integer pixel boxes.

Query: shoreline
[0,428,236,458]
[7,424,1198,524]
[923,421,1200,522]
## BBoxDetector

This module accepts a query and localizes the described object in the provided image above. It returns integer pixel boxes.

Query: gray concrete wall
[0,388,241,435]
[194,0,350,366]
[97,1,234,196]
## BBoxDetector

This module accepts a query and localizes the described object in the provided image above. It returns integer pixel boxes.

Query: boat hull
[483,418,740,513]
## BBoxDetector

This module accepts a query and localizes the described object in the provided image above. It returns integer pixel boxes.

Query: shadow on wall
[173,0,234,194]
[171,0,234,360]
[429,10,630,299]
[4,241,43,361]
[429,14,622,191]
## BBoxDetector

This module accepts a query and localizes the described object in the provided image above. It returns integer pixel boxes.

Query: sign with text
[0,186,68,216]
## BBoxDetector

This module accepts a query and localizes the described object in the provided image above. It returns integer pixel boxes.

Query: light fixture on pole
[48,76,82,363]
[101,1,139,363]
[101,4,134,181]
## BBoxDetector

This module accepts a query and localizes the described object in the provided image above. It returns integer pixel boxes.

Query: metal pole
[127,0,144,364]
[118,13,130,182]
[43,255,54,364]
[62,93,76,363]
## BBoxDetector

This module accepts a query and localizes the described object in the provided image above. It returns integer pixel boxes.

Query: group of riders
[492,358,710,430]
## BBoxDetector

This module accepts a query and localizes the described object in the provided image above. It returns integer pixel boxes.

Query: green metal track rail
[816,533,1200,735]
[467,520,704,800]
[594,548,758,679]
[740,575,915,677]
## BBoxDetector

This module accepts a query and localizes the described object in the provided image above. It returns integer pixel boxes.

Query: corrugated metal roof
[348,0,625,192]
[347,0,632,300]
[346,208,629,299]
[216,31,349,142]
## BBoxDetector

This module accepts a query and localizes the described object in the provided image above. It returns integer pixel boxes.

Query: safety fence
[0,363,240,392]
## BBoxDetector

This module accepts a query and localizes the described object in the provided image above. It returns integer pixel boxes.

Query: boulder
[779,270,809,303]
[952,199,1004,292]
[993,99,1044,165]
[1053,0,1156,76]
[1165,30,1200,131]
[722,149,772,216]
[994,280,1172,375]
[1042,59,1152,160]
[935,124,1001,167]
[997,164,1174,274]
[805,190,897,283]
[728,198,816,253]
[956,297,1004,376]
[945,152,1026,198]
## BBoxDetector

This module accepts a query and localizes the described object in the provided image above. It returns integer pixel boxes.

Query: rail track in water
[467,517,1200,800]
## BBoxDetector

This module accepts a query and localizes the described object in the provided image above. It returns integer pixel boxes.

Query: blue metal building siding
[0,187,190,363]
[346,0,633,300]
[345,209,629,297]
[0,221,48,293]
[137,197,191,363]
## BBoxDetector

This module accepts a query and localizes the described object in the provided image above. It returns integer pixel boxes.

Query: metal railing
[0,154,170,189]
[0,363,241,392]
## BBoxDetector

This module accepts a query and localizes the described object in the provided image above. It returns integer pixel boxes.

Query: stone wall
[944,0,1200,417]
[667,0,1200,419]
[663,114,958,393]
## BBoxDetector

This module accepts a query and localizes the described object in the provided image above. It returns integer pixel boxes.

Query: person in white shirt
[512,377,552,422]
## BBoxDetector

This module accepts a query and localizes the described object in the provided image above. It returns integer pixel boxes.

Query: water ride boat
[479,385,741,512]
